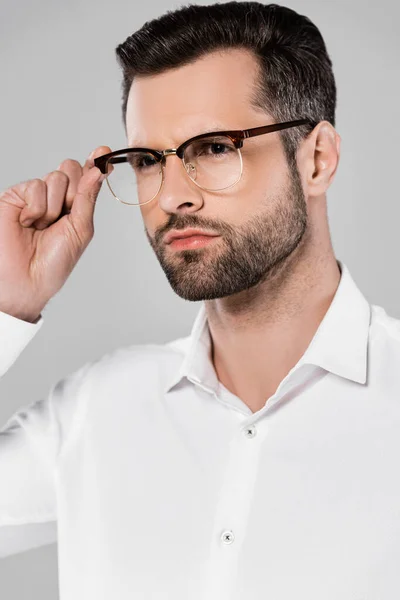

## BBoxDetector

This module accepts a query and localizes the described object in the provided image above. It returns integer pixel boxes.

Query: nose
[156,153,203,213]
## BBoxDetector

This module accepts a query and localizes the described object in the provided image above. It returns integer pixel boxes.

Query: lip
[169,235,219,250]
[164,228,219,244]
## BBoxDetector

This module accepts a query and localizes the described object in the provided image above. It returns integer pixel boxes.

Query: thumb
[69,147,111,239]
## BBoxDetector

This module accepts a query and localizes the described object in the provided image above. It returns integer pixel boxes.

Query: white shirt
[1,259,400,600]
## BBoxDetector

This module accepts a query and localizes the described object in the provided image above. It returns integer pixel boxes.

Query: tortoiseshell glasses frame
[94,118,318,206]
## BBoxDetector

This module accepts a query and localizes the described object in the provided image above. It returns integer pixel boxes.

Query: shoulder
[370,304,400,344]
[369,304,400,371]
[79,334,191,385]
[48,334,192,455]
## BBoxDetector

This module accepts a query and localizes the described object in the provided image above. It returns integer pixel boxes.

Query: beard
[144,160,308,302]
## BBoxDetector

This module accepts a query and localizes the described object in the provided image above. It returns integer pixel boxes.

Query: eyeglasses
[94,119,317,206]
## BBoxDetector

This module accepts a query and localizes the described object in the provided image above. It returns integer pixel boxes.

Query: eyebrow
[128,124,230,149]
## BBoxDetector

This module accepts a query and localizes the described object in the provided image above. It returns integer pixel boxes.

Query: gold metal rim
[104,148,243,206]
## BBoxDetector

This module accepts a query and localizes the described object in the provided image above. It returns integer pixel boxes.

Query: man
[1,2,399,599]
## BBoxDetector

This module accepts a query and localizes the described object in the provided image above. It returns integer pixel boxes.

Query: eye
[199,142,230,155]
[189,137,236,159]
[128,152,158,171]
[208,142,228,154]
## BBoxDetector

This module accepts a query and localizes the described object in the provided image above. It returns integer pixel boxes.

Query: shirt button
[243,425,257,438]
[221,530,235,544]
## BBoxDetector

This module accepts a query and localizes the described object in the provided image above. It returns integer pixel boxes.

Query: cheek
[140,203,159,232]
[249,152,286,192]
[226,153,286,219]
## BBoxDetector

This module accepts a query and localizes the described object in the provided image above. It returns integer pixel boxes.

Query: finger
[34,171,69,230]
[53,147,110,213]
[56,159,83,212]
[83,145,113,176]
[20,179,47,226]
[68,163,106,243]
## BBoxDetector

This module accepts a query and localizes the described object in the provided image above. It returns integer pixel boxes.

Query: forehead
[125,48,265,147]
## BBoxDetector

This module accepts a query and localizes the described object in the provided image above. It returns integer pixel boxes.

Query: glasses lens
[183,135,242,191]
[104,136,241,205]
[105,151,162,206]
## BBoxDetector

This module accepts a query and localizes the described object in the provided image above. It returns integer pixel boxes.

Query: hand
[0,146,112,323]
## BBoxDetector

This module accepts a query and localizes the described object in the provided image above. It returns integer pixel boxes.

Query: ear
[299,121,341,198]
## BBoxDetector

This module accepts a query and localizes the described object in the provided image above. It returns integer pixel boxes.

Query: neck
[205,238,341,413]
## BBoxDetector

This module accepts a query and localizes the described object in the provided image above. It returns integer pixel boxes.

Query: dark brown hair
[115,1,336,166]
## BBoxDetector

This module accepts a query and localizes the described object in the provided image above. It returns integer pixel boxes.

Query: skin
[124,48,341,414]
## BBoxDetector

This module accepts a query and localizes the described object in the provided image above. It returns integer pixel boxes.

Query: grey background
[0,0,398,596]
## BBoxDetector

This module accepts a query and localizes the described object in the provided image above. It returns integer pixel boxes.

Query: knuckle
[48,169,69,182]
[57,158,80,170]
[26,179,46,211]
[0,187,25,210]
[29,178,45,188]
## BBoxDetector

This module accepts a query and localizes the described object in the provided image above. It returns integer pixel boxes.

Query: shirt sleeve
[0,309,44,378]
[0,310,93,558]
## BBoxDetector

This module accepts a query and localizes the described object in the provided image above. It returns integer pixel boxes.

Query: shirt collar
[164,260,371,395]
